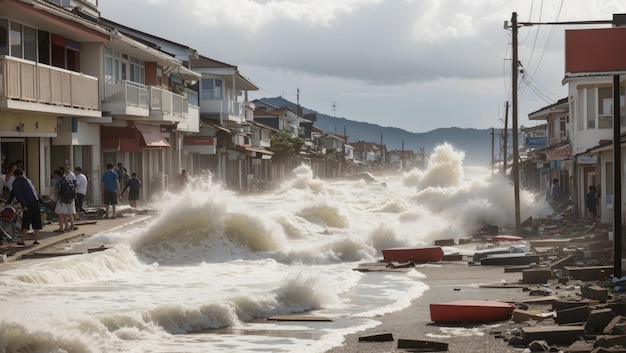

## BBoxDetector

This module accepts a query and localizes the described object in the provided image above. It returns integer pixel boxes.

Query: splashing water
[0,143,551,352]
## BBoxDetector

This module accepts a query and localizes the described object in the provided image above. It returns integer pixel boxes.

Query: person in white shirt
[74,166,88,217]
[65,164,77,183]
[63,165,77,227]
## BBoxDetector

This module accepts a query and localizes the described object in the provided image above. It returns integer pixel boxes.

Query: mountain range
[258,96,500,166]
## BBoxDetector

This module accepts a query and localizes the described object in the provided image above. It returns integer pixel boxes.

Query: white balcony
[102,80,149,117]
[102,81,189,123]
[200,98,245,123]
[149,86,188,123]
[0,55,99,116]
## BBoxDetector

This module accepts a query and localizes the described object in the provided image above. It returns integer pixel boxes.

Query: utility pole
[297,87,301,118]
[503,101,509,175]
[613,74,622,277]
[511,12,521,229]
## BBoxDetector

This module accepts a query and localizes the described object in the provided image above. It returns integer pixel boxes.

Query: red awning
[135,123,170,148]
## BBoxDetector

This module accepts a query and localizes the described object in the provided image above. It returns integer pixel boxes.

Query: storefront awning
[135,123,170,148]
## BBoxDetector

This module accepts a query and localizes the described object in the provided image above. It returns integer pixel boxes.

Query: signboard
[547,145,571,160]
[183,136,216,155]
[566,27,626,73]
[526,137,547,148]
[577,155,598,164]
[184,136,214,146]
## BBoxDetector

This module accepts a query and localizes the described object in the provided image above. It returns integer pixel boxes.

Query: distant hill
[257,96,497,166]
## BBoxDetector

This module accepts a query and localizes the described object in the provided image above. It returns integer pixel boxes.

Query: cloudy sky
[99,0,626,133]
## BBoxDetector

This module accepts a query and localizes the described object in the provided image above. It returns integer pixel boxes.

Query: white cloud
[98,0,626,132]
[190,0,383,32]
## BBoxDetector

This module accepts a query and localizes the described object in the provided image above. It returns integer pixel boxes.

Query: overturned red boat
[382,246,444,263]
[430,300,515,323]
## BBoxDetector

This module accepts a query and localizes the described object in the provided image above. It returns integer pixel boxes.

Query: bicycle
[0,199,23,243]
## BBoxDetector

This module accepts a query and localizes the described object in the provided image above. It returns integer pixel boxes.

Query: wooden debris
[397,338,449,351]
[358,333,394,342]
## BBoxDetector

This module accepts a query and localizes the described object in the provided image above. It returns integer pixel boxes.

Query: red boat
[430,300,515,323]
[381,246,444,263]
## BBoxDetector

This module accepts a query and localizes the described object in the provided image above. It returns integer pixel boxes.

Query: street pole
[503,101,509,175]
[511,12,521,229]
[613,74,622,277]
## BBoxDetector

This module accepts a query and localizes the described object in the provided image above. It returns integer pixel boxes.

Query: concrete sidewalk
[1,206,152,262]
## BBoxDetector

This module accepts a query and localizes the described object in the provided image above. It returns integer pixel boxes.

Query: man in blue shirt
[101,163,121,219]
[11,168,42,245]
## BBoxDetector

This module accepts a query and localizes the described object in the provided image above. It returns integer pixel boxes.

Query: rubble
[475,204,626,352]
[355,202,626,352]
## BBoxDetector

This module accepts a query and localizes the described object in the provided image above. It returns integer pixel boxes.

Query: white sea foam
[0,143,550,352]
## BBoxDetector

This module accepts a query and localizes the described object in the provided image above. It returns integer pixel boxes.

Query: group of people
[2,160,191,245]
[550,177,601,220]
[101,162,142,219]
[51,164,88,233]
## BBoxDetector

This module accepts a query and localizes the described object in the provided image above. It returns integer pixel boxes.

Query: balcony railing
[103,80,149,109]
[597,114,626,129]
[150,86,188,117]
[201,98,244,118]
[0,55,99,110]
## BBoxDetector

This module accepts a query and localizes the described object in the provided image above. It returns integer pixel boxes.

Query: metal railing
[103,80,149,109]
[203,98,244,117]
[0,55,99,110]
[150,86,188,117]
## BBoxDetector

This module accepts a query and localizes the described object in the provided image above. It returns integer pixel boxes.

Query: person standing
[101,163,120,219]
[551,178,562,207]
[178,169,189,188]
[122,172,142,208]
[65,164,77,184]
[11,168,42,246]
[116,162,128,190]
[586,185,598,219]
[64,164,77,228]
[74,167,88,218]
[52,169,77,232]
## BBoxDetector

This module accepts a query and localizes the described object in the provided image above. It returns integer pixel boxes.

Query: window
[587,86,626,129]
[598,87,612,115]
[23,26,37,61]
[104,48,145,84]
[0,20,8,55]
[38,30,50,64]
[586,88,595,129]
[0,21,41,62]
[10,22,22,58]
[51,34,80,71]
[201,78,222,100]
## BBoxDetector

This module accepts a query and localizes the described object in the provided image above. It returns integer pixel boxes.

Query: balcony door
[50,34,80,72]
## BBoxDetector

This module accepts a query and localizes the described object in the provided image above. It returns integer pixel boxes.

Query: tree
[270,130,305,161]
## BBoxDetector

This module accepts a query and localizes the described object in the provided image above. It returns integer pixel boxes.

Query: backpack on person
[59,176,76,204]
